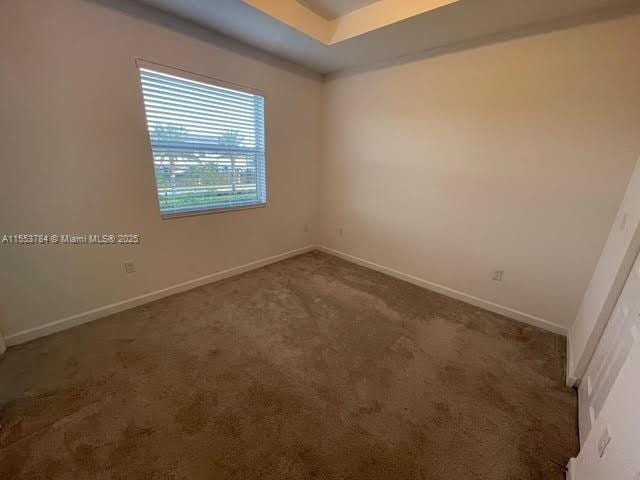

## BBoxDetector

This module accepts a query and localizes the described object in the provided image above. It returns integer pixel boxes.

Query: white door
[578,251,640,445]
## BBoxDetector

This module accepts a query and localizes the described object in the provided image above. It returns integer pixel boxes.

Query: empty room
[2,0,640,478]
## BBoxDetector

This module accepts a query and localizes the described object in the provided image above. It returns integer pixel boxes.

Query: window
[137,62,266,217]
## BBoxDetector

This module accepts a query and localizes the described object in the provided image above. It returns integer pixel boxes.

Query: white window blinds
[138,65,266,217]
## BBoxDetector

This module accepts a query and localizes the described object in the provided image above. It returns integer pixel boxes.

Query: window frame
[136,58,268,219]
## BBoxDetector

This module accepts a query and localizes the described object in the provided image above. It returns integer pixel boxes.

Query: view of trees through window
[150,125,260,213]
[138,66,266,217]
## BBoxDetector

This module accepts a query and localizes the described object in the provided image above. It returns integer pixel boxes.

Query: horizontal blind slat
[140,78,258,112]
[143,103,259,127]
[140,69,257,104]
[140,90,259,121]
[148,124,258,137]
[140,72,257,104]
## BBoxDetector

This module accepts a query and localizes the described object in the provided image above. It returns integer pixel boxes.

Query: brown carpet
[0,251,578,479]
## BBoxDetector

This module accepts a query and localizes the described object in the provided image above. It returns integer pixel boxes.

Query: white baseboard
[5,243,567,346]
[5,245,316,346]
[566,458,577,480]
[317,246,568,336]
[566,334,579,387]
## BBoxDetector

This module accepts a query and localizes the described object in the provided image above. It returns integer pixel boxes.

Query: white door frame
[578,249,640,444]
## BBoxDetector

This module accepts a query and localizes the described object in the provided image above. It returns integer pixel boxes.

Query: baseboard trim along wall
[5,245,317,346]
[566,458,577,480]
[566,334,579,387]
[317,246,568,336]
[6,243,567,347]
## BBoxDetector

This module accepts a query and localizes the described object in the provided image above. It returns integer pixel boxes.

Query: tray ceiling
[244,0,458,45]
[297,0,380,21]
[136,0,639,74]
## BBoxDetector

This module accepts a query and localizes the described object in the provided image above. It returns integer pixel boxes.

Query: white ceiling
[297,0,381,20]
[137,0,638,74]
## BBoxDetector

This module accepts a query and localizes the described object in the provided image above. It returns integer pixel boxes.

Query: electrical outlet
[597,426,611,458]
[492,270,504,282]
[123,261,136,274]
[338,227,343,237]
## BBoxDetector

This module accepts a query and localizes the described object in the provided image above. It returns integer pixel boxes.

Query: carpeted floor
[0,251,578,479]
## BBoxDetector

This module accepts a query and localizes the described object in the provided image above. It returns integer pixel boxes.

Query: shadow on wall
[84,0,321,80]
[328,1,640,79]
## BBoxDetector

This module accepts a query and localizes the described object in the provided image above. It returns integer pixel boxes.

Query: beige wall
[320,14,640,332]
[0,0,322,340]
